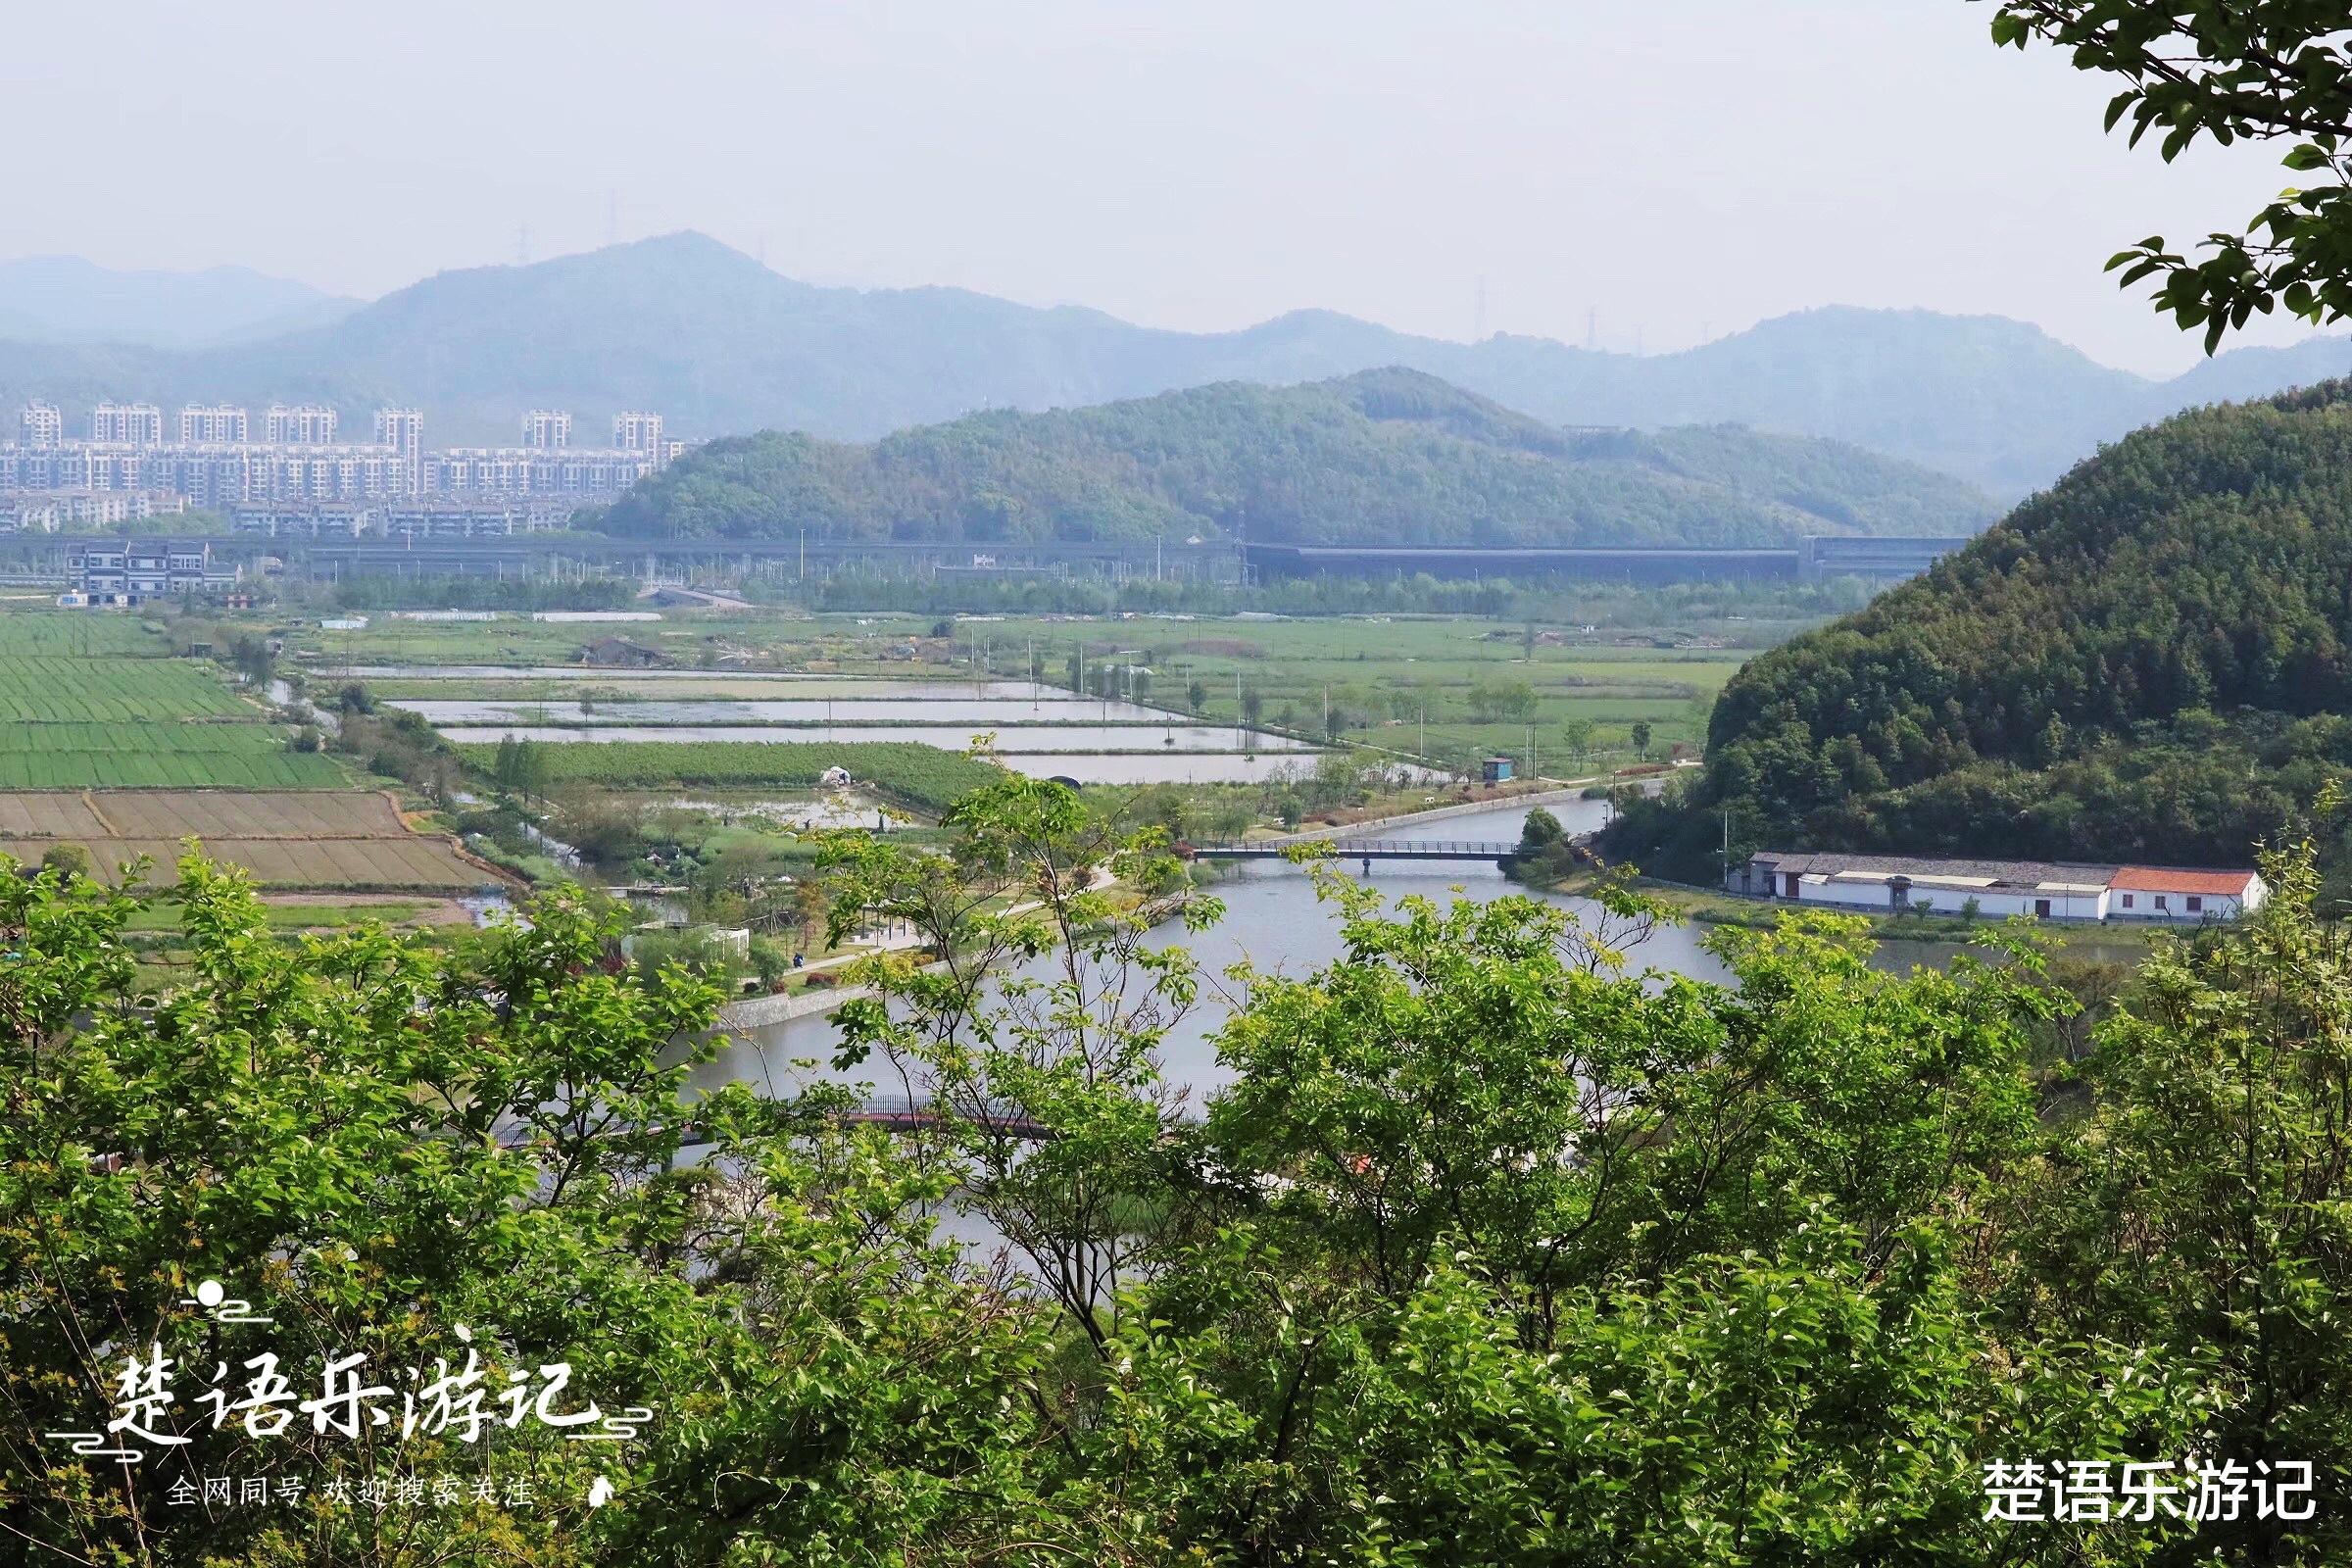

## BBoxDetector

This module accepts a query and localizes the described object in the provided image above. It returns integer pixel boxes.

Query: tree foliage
[12,803,2352,1561]
[591,368,1995,547]
[1990,2,2352,351]
[1614,378,2352,882]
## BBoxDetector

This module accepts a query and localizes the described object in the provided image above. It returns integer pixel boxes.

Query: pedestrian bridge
[1186,838,1519,863]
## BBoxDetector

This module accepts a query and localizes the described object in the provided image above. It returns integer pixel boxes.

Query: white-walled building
[89,403,165,446]
[373,407,423,454]
[20,402,61,448]
[612,410,663,456]
[520,409,571,449]
[1729,851,2267,923]
[265,404,339,445]
[178,405,249,444]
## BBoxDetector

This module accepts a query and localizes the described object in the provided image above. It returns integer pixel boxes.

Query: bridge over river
[1186,838,1521,866]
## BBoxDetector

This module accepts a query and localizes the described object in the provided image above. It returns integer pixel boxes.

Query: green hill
[589,368,1996,547]
[1609,380,2352,881]
[6,233,2351,492]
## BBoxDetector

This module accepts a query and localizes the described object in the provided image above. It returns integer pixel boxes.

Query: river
[692,798,1744,1109]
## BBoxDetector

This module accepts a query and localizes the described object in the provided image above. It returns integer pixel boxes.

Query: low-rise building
[66,538,238,605]
[1728,851,2268,923]
[232,502,378,538]
[380,495,569,537]
[2106,865,2267,923]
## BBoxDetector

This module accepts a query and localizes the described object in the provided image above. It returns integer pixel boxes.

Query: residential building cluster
[1727,851,2267,923]
[0,401,679,533]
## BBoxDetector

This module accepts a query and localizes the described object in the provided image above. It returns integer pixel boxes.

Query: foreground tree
[13,804,2352,1562]
[1989,3,2352,348]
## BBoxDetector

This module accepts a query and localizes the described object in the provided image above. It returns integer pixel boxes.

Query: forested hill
[589,368,1996,547]
[1609,379,2352,882]
[8,232,2349,491]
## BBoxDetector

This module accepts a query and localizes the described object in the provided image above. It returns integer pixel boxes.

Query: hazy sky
[0,0,2317,374]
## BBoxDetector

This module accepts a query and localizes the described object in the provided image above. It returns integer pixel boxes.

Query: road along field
[0,790,504,892]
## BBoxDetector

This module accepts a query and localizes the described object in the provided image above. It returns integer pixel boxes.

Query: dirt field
[0,790,504,892]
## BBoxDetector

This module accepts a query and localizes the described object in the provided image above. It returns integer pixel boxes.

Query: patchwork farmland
[0,790,495,891]
[0,611,507,895]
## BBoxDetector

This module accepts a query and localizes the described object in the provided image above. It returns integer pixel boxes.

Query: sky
[0,0,2319,375]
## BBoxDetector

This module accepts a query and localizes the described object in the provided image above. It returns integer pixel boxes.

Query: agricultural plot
[0,723,344,789]
[458,740,1005,813]
[0,790,499,892]
[0,658,250,722]
[0,612,168,656]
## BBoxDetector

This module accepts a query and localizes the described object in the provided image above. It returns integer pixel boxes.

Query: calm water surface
[695,799,1736,1108]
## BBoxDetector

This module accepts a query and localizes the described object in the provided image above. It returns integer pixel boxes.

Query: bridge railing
[1190,839,1516,857]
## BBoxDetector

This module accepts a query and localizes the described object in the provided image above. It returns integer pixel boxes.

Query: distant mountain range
[594,368,1998,548]
[2,232,2347,494]
[0,256,358,349]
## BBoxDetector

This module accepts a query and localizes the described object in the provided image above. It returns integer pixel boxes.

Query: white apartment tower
[612,411,664,457]
[20,402,61,448]
[178,405,249,444]
[373,407,424,454]
[519,410,571,449]
[266,404,339,444]
[90,403,166,446]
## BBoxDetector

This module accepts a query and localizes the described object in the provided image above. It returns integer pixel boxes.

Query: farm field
[457,740,1006,814]
[0,610,348,789]
[0,789,499,891]
[0,656,252,721]
[908,614,1749,772]
[302,605,1774,783]
[0,722,344,788]
[0,613,168,655]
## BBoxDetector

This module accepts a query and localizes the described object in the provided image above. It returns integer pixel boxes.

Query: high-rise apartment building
[612,411,664,457]
[20,402,61,448]
[265,404,339,444]
[177,405,249,444]
[372,407,424,455]
[90,403,165,446]
[519,410,571,449]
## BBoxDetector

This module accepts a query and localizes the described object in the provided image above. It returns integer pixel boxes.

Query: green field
[301,605,1773,779]
[459,740,1004,813]
[0,723,344,789]
[943,614,1747,771]
[0,613,171,656]
[0,612,345,788]
[0,657,253,722]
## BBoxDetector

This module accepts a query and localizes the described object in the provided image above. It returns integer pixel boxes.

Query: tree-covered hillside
[591,368,1996,546]
[1610,379,2352,881]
